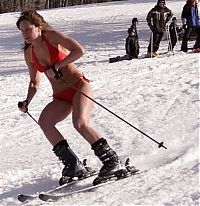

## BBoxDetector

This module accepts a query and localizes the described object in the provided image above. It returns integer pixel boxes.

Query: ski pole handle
[18,101,38,125]
[18,100,28,113]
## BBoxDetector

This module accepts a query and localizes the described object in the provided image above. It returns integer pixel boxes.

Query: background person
[146,0,173,57]
[125,27,139,59]
[181,0,200,52]
[168,17,182,51]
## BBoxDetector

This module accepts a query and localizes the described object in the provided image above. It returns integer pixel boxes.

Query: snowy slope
[0,0,199,205]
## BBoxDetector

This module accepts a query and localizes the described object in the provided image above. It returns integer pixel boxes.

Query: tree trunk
[45,0,49,8]
[0,1,2,13]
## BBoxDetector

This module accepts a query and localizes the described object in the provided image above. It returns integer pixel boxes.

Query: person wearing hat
[146,0,173,57]
[109,27,139,63]
[181,0,200,52]
[125,27,139,59]
[130,17,139,39]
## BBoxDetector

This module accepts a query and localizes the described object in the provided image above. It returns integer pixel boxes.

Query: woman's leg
[71,80,129,183]
[38,99,72,146]
[38,99,88,184]
[72,80,101,145]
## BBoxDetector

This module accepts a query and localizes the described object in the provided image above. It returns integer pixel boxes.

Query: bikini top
[32,34,66,72]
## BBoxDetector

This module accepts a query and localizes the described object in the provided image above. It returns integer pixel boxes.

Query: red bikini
[32,34,88,104]
[32,34,66,72]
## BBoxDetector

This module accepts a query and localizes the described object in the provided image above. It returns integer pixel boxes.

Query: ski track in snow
[0,0,199,205]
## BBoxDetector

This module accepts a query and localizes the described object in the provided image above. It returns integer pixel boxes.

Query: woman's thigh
[39,99,72,125]
[72,80,94,122]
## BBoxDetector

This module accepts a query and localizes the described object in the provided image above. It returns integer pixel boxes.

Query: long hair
[16,10,50,51]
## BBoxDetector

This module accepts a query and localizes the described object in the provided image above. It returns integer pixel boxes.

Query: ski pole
[58,77,167,150]
[26,111,38,125]
[151,31,153,58]
[174,26,180,49]
[166,25,173,52]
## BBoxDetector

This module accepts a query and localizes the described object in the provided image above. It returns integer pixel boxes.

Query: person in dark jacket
[168,17,182,51]
[130,17,138,39]
[125,27,139,59]
[146,0,173,57]
[181,0,200,52]
[109,27,139,63]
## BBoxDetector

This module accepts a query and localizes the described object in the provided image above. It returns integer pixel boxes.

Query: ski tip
[17,194,35,202]
[17,194,23,201]
[39,193,61,201]
[39,193,44,199]
[39,193,49,201]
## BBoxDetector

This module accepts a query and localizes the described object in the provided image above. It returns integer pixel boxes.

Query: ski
[17,178,85,202]
[18,160,98,202]
[18,171,98,202]
[39,170,143,202]
[39,159,143,202]
[39,179,117,201]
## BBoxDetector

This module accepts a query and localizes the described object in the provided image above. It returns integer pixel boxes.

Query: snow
[0,0,199,205]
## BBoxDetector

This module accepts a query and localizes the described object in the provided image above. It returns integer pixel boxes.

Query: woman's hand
[18,100,28,113]
[46,65,63,80]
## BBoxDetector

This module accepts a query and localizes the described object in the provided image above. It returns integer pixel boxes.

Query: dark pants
[168,33,177,51]
[181,26,200,52]
[194,27,200,49]
[148,31,164,52]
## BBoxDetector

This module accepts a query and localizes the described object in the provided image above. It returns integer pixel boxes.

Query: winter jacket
[125,35,139,58]
[169,22,182,38]
[146,5,173,33]
[130,24,138,38]
[181,3,200,27]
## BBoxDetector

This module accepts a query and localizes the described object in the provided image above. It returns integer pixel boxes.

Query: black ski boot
[91,138,129,185]
[53,140,88,186]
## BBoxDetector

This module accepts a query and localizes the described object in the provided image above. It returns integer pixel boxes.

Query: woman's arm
[24,49,41,105]
[47,30,85,70]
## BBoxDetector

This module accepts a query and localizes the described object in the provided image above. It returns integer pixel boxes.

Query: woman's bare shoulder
[43,29,69,43]
[43,29,61,38]
[24,45,35,68]
[24,46,32,60]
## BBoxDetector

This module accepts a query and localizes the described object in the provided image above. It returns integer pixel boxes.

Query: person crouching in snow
[130,17,139,39]
[125,27,139,59]
[109,27,139,63]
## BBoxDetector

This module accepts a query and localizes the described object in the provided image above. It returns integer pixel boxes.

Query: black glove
[18,100,28,113]
[51,65,63,80]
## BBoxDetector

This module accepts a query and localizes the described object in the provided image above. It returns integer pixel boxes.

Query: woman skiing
[17,10,128,186]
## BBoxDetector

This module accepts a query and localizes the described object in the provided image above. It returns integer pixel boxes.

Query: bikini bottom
[53,76,89,104]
